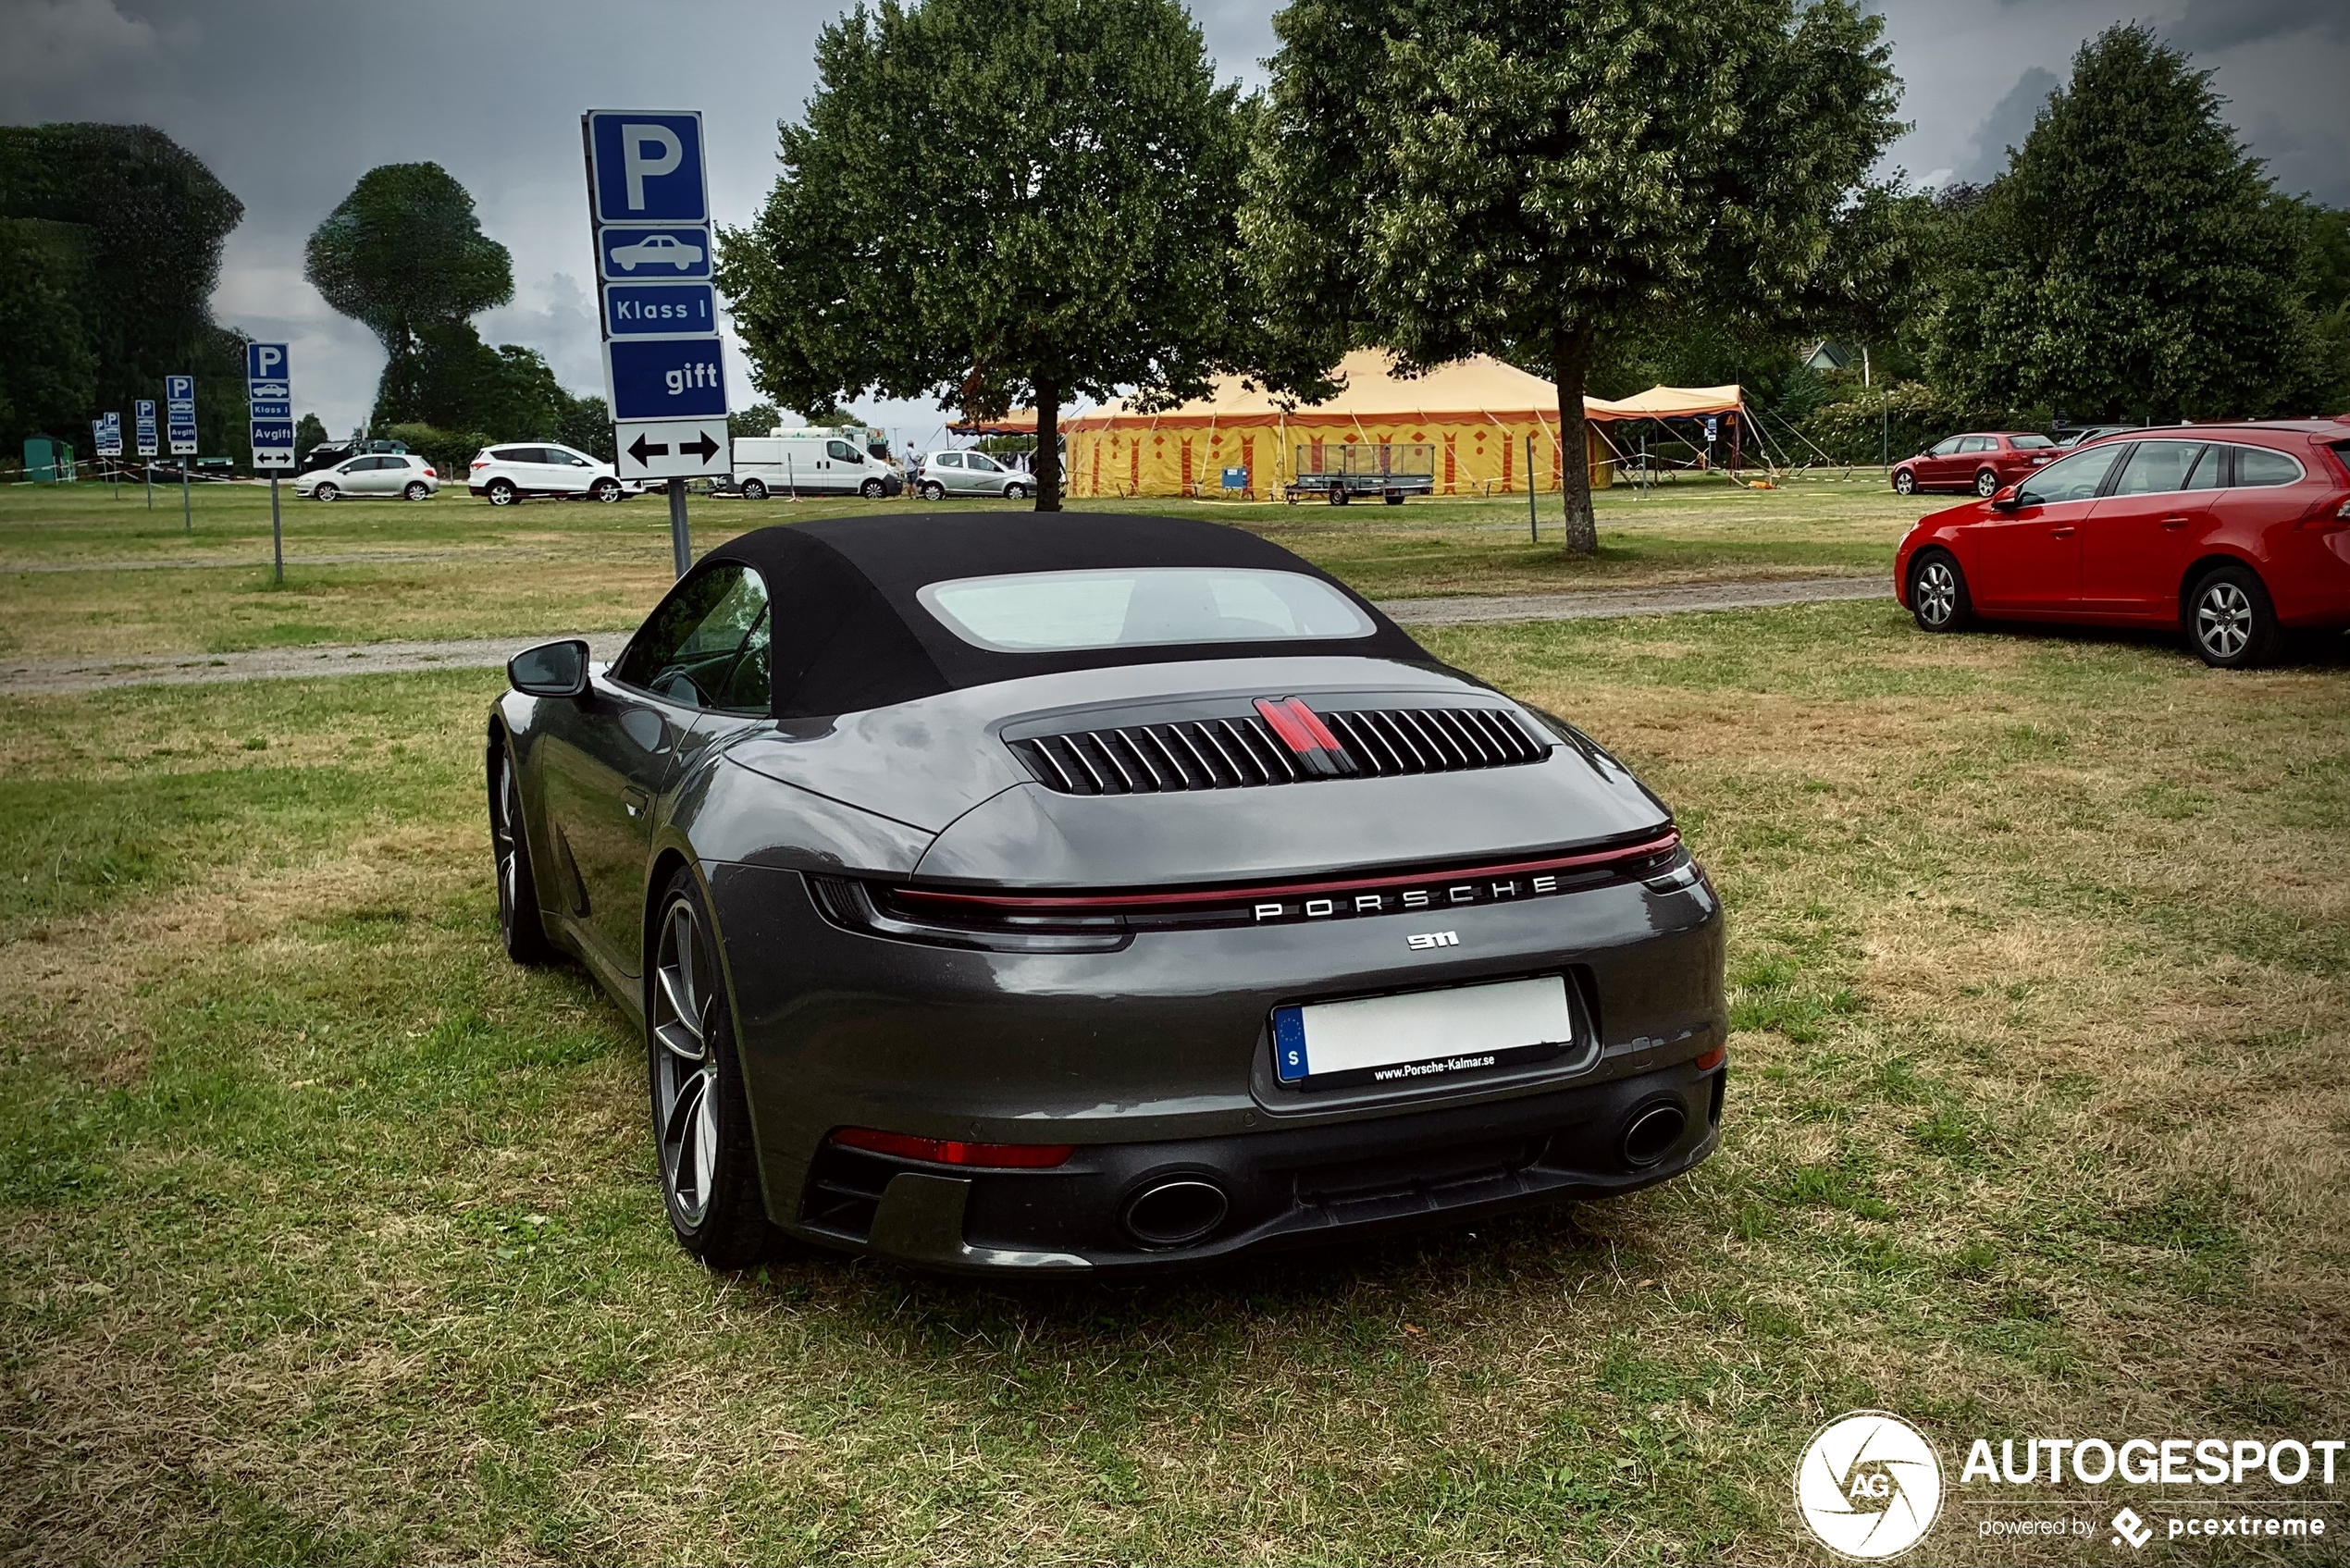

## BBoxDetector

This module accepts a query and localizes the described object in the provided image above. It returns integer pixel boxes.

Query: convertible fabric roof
[702,513,1429,720]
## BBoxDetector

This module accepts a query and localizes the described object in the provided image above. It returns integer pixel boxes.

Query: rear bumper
[701,857,1726,1271]
[810,1057,1724,1273]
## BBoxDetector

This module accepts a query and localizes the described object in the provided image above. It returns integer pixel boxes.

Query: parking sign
[166,375,197,455]
[135,400,157,458]
[95,413,123,459]
[587,112,709,224]
[246,342,294,470]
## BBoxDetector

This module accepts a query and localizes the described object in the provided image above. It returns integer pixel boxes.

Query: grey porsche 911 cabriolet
[489,513,1725,1273]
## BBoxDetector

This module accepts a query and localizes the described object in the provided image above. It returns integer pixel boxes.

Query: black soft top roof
[700,512,1427,720]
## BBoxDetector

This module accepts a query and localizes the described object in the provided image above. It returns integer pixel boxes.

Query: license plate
[1272,975,1575,1088]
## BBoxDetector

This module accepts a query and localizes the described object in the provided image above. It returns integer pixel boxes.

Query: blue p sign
[587,112,707,224]
[247,342,286,382]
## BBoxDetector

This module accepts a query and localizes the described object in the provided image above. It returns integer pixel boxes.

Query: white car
[468,443,637,505]
[296,451,440,501]
[608,233,703,272]
[914,448,1033,500]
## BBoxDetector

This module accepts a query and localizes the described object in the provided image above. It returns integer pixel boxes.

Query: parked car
[1896,421,2350,668]
[295,451,439,501]
[1891,431,2061,498]
[729,431,901,500]
[915,448,1033,500]
[489,513,1725,1271]
[469,443,635,505]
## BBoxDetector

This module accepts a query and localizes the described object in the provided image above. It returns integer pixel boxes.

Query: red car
[1895,422,2350,668]
[1892,431,2061,498]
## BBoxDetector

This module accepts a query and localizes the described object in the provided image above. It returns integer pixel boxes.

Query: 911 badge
[1405,931,1460,949]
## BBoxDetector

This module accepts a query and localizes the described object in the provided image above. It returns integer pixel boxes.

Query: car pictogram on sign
[608,233,704,272]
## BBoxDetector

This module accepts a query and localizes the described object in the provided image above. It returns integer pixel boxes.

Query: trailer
[1285,441,1436,505]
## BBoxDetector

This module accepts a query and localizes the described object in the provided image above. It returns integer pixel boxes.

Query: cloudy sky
[6,0,2344,446]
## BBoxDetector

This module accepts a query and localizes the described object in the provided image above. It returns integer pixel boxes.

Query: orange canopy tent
[1064,350,1626,500]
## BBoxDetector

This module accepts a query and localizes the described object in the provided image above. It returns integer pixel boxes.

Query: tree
[717,0,1252,510]
[1929,26,2325,422]
[294,412,328,456]
[1242,0,1899,553]
[728,404,781,440]
[306,164,512,358]
[0,124,246,456]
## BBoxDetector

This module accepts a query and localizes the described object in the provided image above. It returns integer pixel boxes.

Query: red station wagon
[1895,421,2350,668]
[1891,431,2061,498]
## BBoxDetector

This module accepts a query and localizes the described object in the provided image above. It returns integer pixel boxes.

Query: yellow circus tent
[1063,349,1625,500]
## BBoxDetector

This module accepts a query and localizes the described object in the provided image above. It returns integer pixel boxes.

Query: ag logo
[1794,1410,1943,1560]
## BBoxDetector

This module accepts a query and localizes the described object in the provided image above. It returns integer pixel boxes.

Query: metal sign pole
[181,463,191,535]
[143,462,152,510]
[1526,434,1537,542]
[270,472,283,584]
[668,477,691,578]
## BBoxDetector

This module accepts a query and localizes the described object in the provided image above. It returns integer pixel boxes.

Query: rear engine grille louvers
[1011,706,1548,796]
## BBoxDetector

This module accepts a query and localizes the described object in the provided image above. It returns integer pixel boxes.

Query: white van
[728,429,902,500]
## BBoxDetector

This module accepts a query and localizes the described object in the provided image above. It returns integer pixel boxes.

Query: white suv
[296,451,440,501]
[468,443,637,505]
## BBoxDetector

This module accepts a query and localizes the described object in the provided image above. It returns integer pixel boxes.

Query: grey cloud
[1960,66,2058,184]
[2168,0,2349,53]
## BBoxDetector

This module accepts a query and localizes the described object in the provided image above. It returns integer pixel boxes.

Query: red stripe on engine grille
[890,830,1681,912]
[1283,698,1345,753]
[1254,697,1322,753]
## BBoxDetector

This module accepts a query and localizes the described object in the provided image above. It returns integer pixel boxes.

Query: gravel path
[2,575,1887,695]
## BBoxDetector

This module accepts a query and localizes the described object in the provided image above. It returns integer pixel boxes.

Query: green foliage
[1242,0,1901,552]
[373,422,490,482]
[304,164,513,355]
[0,123,248,459]
[1927,26,2330,421]
[717,0,1253,509]
[294,413,328,456]
[727,404,781,440]
[554,394,614,463]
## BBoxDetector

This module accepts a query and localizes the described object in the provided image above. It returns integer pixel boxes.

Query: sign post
[95,413,123,498]
[1526,433,1537,541]
[135,399,157,509]
[166,375,196,535]
[584,109,728,577]
[246,344,294,584]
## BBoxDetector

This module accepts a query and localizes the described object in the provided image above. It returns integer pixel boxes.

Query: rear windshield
[918,567,1376,653]
[2010,434,2056,449]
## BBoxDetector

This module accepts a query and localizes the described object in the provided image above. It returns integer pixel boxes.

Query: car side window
[2181,445,2223,489]
[827,439,858,463]
[563,451,591,467]
[1957,437,1990,453]
[2017,443,2125,506]
[968,452,1001,472]
[2231,446,2303,488]
[936,452,963,469]
[711,606,772,714]
[2110,440,2204,497]
[612,564,771,708]
[1929,438,1962,457]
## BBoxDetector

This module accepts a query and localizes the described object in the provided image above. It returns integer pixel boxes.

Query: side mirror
[1990,485,2024,512]
[509,638,589,698]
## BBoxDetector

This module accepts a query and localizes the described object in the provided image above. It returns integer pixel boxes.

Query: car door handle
[2159,515,2190,529]
[2050,526,2074,538]
[623,786,650,819]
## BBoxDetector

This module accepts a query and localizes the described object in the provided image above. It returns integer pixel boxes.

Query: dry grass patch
[2,604,2345,1563]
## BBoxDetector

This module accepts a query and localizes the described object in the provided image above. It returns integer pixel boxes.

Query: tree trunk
[1033,376,1061,512]
[1552,321,1597,557]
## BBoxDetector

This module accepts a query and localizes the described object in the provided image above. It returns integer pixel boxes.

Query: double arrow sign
[626,427,722,466]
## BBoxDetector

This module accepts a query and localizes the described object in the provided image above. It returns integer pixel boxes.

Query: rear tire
[1329,488,1350,506]
[1005,482,1030,500]
[487,478,518,507]
[1892,468,1916,496]
[920,480,945,501]
[402,481,429,500]
[590,477,622,502]
[1909,549,1973,633]
[489,742,561,966]
[739,478,769,501]
[2187,563,2279,669]
[315,482,340,502]
[1974,468,2000,499]
[647,868,782,1270]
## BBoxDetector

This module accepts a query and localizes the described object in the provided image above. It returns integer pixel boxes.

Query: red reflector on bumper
[831,1127,1074,1167]
[1693,1046,1726,1072]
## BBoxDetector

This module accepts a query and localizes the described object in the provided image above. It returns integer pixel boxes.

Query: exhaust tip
[1121,1178,1229,1248]
[1622,1101,1688,1168]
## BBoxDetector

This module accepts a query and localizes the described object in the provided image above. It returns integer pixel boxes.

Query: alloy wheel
[1974,469,1999,498]
[404,482,428,500]
[491,764,524,944]
[650,898,720,1228]
[1914,560,1959,628]
[315,483,339,501]
[1893,470,1914,496]
[2196,581,2253,661]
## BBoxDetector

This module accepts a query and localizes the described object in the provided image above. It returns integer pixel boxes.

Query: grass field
[0,476,1916,661]
[4,597,2344,1563]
